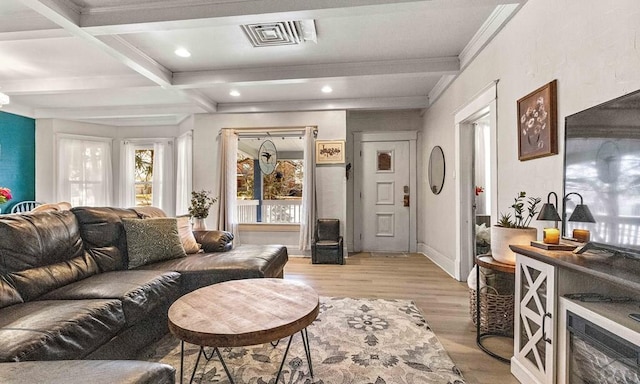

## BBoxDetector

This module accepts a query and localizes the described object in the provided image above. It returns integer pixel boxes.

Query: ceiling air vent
[241,20,317,47]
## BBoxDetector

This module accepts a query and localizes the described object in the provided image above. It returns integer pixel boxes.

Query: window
[236,135,304,223]
[57,136,112,206]
[120,139,174,215]
[134,148,154,206]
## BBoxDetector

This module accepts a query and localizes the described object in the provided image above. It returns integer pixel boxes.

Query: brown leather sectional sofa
[0,206,288,383]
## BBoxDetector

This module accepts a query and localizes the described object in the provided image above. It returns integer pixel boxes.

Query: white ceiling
[0,0,526,126]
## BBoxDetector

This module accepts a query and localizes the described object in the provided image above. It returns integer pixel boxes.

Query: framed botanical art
[316,140,345,164]
[517,80,558,161]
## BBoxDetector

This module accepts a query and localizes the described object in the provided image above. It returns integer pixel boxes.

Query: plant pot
[490,226,537,264]
[192,217,207,231]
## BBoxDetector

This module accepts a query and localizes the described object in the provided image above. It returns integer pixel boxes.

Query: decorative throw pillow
[177,216,201,254]
[122,217,187,269]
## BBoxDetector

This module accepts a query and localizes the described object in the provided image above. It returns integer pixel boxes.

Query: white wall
[419,0,640,276]
[192,111,347,243]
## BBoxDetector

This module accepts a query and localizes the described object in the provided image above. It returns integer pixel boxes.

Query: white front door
[361,140,410,252]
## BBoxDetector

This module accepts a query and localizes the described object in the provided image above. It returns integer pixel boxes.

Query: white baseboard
[417,243,456,279]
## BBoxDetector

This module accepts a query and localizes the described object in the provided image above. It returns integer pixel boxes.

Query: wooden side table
[475,254,515,363]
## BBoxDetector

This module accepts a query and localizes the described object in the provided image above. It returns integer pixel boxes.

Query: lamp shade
[568,204,596,223]
[537,192,562,222]
[537,203,562,221]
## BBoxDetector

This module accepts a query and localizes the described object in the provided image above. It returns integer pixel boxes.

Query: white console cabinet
[509,244,640,384]
[512,254,556,384]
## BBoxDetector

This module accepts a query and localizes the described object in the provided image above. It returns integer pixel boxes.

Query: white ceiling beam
[76,115,190,127]
[19,0,218,112]
[19,0,172,86]
[217,96,428,113]
[173,57,460,88]
[0,75,154,95]
[0,28,69,41]
[79,0,526,35]
[33,104,206,119]
[80,0,444,32]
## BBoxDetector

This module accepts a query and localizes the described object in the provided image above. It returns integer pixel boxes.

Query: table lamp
[564,192,596,242]
[537,192,562,245]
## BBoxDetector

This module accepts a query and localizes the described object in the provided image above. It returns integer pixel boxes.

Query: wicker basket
[469,285,514,336]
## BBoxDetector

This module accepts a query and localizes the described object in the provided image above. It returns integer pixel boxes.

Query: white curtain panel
[299,126,317,250]
[175,132,193,216]
[119,141,136,208]
[153,140,175,216]
[217,129,239,242]
[57,136,112,207]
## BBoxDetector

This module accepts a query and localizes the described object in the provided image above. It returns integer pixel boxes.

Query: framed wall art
[316,140,345,164]
[517,79,558,161]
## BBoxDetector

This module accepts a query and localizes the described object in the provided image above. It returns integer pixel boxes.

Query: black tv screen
[564,89,640,252]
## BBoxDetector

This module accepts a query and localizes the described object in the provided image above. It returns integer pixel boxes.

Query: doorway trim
[354,131,417,253]
[454,81,498,281]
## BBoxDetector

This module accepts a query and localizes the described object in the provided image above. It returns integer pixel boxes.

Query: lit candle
[573,229,590,243]
[543,228,560,244]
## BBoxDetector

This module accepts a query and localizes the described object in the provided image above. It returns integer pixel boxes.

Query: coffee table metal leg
[188,347,204,384]
[214,347,235,384]
[274,334,295,383]
[301,328,314,378]
[180,341,185,384]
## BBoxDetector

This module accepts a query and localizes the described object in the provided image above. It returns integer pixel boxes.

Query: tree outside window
[237,155,254,199]
[263,160,303,200]
[135,149,154,206]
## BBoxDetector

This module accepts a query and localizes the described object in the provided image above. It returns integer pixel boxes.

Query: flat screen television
[564,89,640,256]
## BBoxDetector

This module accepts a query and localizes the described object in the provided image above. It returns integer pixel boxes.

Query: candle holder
[572,229,590,243]
[543,227,560,244]
[533,192,578,251]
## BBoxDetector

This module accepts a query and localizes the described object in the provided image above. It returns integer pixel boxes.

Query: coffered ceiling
[0,0,526,126]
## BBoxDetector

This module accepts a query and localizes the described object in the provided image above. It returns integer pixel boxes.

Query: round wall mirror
[429,146,445,195]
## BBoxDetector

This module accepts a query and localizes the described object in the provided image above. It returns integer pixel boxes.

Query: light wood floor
[284,253,519,384]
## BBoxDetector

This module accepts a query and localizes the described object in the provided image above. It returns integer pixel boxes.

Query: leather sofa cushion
[193,230,234,252]
[72,207,140,271]
[8,251,100,302]
[130,206,167,219]
[0,299,125,362]
[0,210,85,273]
[0,277,22,309]
[0,360,175,384]
[40,270,181,326]
[137,244,288,292]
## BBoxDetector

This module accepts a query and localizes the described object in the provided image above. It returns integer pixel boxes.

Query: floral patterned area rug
[139,297,466,384]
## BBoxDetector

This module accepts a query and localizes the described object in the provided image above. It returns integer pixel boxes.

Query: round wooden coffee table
[168,278,319,384]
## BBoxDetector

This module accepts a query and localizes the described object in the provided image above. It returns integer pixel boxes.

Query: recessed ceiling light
[174,48,191,58]
[321,86,333,93]
[230,90,241,97]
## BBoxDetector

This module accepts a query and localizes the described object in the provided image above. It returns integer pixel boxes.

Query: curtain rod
[238,132,304,139]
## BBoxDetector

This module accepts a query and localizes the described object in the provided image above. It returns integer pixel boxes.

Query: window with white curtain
[175,132,193,215]
[57,135,113,207]
[120,139,175,215]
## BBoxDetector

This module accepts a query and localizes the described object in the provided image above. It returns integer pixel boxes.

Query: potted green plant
[491,191,541,264]
[188,190,217,230]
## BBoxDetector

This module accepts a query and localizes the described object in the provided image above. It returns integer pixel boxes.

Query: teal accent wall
[0,111,35,213]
